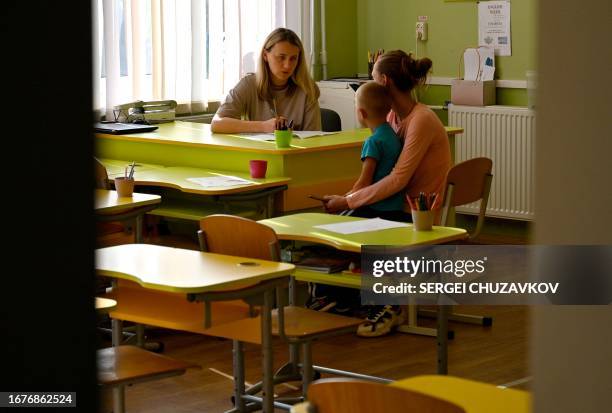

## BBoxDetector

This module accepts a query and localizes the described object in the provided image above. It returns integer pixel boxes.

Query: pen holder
[411,210,434,231]
[274,129,293,149]
[249,160,267,179]
[114,177,135,197]
[367,61,374,79]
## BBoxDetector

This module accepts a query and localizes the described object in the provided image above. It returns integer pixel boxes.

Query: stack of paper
[463,47,495,81]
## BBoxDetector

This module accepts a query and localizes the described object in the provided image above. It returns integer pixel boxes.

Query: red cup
[249,160,267,178]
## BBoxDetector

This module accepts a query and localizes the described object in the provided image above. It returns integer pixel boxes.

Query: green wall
[323,0,358,79]
[325,0,536,108]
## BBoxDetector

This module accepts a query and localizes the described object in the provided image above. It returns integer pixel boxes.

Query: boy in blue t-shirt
[348,81,410,222]
[307,82,410,333]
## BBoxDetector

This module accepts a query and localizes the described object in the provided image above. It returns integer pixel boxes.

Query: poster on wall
[478,0,511,56]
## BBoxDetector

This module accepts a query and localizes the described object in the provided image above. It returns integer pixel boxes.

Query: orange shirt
[347,103,450,211]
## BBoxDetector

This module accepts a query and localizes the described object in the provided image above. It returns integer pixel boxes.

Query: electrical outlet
[416,21,427,41]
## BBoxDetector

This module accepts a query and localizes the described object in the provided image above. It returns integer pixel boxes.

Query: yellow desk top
[95,244,295,293]
[94,189,161,213]
[95,121,463,155]
[95,297,117,314]
[98,158,164,178]
[392,375,531,413]
[259,213,467,253]
[99,158,290,195]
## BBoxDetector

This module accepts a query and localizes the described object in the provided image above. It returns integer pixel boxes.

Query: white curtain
[93,0,305,119]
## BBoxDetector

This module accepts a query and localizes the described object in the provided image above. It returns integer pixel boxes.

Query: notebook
[94,122,158,134]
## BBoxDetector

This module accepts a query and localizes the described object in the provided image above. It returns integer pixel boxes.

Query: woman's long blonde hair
[256,28,319,105]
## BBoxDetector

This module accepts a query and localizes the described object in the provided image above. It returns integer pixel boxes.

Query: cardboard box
[451,79,496,106]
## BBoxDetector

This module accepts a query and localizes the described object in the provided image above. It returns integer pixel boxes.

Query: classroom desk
[94,189,161,242]
[259,213,468,374]
[95,189,161,214]
[96,121,462,211]
[95,244,295,413]
[99,158,290,219]
[392,375,531,413]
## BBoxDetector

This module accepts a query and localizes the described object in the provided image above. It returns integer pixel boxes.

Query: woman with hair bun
[321,50,451,337]
[324,50,450,217]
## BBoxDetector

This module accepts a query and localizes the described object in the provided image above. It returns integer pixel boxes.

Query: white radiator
[449,105,536,221]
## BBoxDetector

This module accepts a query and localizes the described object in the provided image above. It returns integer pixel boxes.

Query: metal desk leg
[261,289,274,412]
[135,215,143,243]
[233,340,246,412]
[437,305,450,375]
[111,318,125,413]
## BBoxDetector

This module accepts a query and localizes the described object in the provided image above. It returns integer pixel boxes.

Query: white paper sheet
[463,49,481,81]
[236,133,276,142]
[292,131,339,139]
[478,46,496,80]
[236,131,339,141]
[463,46,495,81]
[186,176,253,187]
[313,218,408,235]
[478,0,512,57]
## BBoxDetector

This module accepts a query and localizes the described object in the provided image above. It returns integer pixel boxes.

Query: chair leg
[112,386,125,413]
[136,324,145,347]
[111,319,123,346]
[232,340,246,412]
[301,341,313,398]
[261,289,274,413]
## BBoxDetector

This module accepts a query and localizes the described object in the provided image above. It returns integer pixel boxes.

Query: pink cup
[249,160,267,179]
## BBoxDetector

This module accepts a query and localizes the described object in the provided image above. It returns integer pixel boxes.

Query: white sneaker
[356,305,405,337]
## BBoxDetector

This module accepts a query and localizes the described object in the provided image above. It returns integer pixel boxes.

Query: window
[93,0,306,118]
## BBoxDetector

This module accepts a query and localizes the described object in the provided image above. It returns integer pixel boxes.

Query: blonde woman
[211,28,321,133]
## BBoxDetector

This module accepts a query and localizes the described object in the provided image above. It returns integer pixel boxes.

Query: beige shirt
[347,103,451,211]
[216,74,321,131]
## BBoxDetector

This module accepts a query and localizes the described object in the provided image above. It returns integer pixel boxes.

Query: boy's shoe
[306,296,337,313]
[356,305,405,337]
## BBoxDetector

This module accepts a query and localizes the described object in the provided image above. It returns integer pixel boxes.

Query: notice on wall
[478,0,511,56]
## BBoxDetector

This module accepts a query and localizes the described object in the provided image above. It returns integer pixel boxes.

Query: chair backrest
[320,108,342,132]
[94,157,110,189]
[440,157,493,240]
[305,378,465,413]
[198,214,280,261]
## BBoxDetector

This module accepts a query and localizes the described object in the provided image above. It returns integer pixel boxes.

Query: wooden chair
[440,157,493,241]
[197,215,363,409]
[290,378,465,413]
[97,345,199,413]
[420,157,494,327]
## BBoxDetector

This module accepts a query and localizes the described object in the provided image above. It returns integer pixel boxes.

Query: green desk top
[95,244,295,293]
[94,189,161,213]
[99,158,290,195]
[259,213,467,253]
[95,121,462,155]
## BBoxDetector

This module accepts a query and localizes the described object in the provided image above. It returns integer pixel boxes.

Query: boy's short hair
[356,81,392,118]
